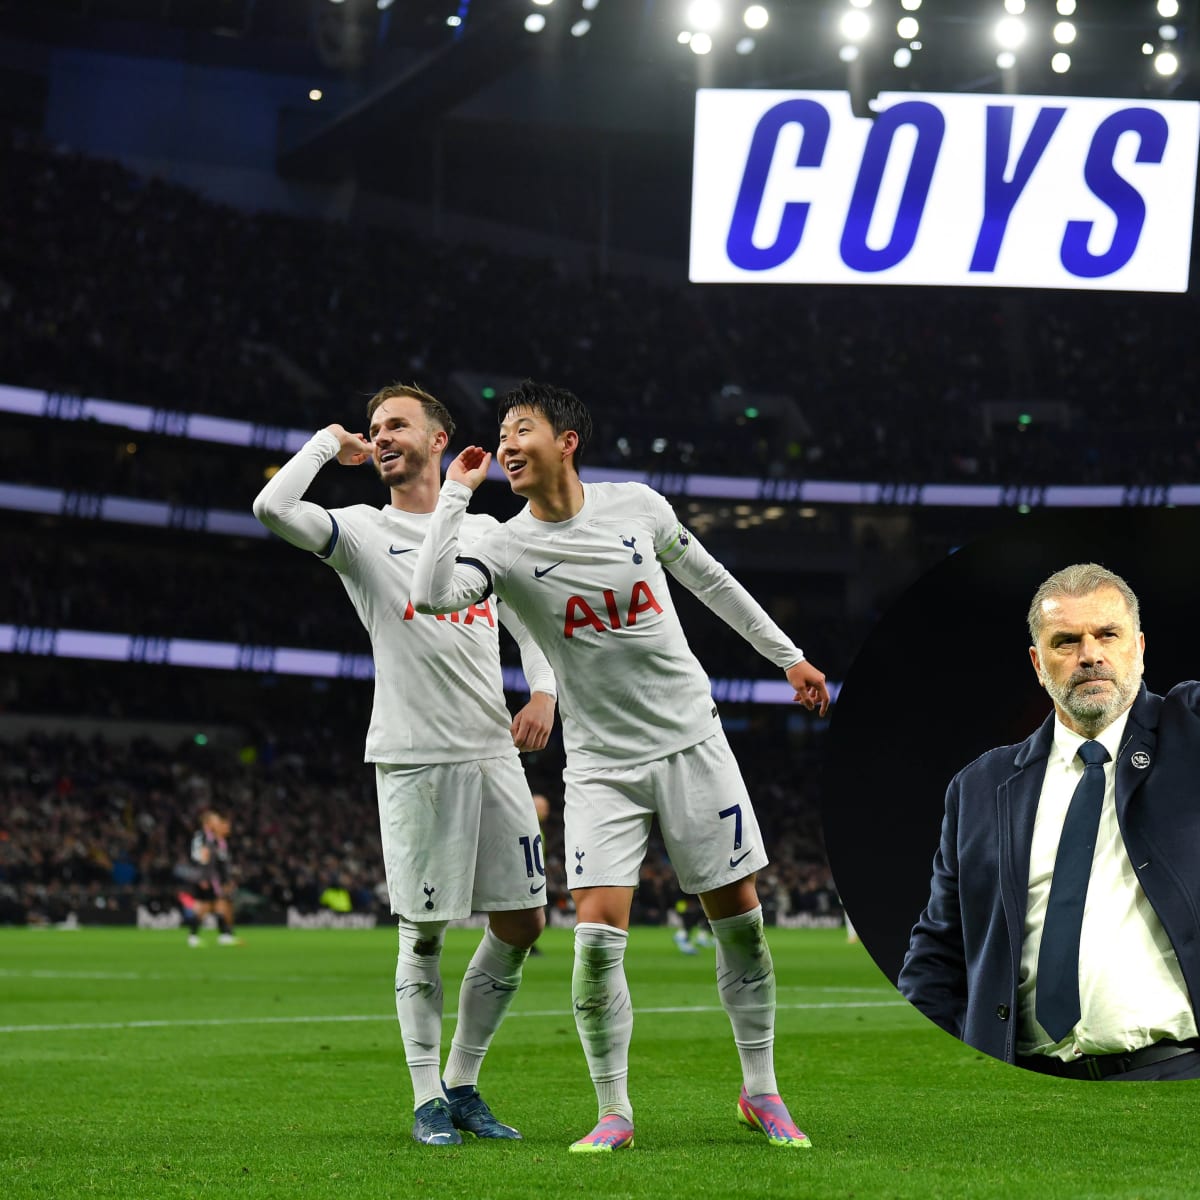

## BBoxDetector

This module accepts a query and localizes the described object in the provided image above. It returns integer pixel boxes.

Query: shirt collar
[1051,705,1132,768]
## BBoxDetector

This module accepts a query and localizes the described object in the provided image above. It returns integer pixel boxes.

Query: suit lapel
[997,716,1054,952]
[1114,687,1158,824]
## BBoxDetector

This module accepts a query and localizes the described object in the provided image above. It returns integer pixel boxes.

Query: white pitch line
[0,969,897,998]
[0,1000,907,1036]
[0,969,350,984]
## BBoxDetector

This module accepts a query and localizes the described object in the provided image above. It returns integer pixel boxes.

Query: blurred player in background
[253,383,558,1146]
[414,380,830,1153]
[179,809,239,947]
[672,894,713,955]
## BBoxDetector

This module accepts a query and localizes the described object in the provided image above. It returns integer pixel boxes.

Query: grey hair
[1027,562,1141,644]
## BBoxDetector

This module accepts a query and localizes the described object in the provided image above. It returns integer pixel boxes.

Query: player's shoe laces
[737,1088,812,1149]
[412,1098,463,1146]
[443,1083,522,1139]
[569,1114,635,1153]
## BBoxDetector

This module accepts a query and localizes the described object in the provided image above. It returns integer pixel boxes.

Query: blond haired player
[253,383,557,1146]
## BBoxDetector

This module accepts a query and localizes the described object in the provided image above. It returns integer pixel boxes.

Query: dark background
[823,506,1200,982]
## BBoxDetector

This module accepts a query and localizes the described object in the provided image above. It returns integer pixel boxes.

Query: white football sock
[395,917,449,1109]
[573,923,634,1122]
[443,926,529,1089]
[709,905,778,1096]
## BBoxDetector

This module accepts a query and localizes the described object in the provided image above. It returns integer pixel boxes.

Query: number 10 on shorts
[518,834,546,880]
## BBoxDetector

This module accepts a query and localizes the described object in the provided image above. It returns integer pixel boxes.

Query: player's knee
[397,916,448,959]
[488,906,545,950]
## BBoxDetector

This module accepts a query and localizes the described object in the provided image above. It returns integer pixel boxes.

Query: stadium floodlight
[1155,49,1179,75]
[839,43,860,62]
[736,35,756,53]
[571,18,591,35]
[582,0,600,8]
[308,88,323,101]
[687,0,722,31]
[1142,41,1155,54]
[894,46,913,67]
[377,0,394,9]
[900,0,921,9]
[840,9,871,41]
[1051,51,1071,73]
[447,13,462,26]
[1056,0,1075,13]
[678,29,692,42]
[532,0,554,5]
[995,16,1026,49]
[1160,24,1179,41]
[910,38,922,48]
[690,30,714,53]
[996,49,1016,69]
[525,12,547,31]
[744,4,768,30]
[1004,0,1025,13]
[1053,21,1075,44]
[848,0,872,7]
[897,16,918,38]
[1158,0,1180,18]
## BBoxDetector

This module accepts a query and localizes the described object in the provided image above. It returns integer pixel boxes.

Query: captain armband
[655,524,692,565]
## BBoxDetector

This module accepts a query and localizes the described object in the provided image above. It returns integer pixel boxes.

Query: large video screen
[690,89,1199,292]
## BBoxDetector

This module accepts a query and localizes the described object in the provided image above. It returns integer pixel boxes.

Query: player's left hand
[447,446,493,491]
[511,691,556,752]
[786,660,830,717]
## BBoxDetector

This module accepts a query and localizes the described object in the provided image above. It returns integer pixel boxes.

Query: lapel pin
[1131,750,1151,769]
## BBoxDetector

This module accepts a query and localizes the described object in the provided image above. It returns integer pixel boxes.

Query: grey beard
[1046,667,1142,735]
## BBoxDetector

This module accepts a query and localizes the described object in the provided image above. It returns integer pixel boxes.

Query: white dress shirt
[1018,708,1197,1059]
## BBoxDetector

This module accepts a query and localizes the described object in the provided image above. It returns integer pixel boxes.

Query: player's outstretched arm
[785,660,831,717]
[252,425,371,553]
[660,518,829,714]
[412,449,500,614]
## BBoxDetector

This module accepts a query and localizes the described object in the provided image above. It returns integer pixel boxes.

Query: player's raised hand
[325,423,374,466]
[786,660,830,717]
[448,445,493,492]
[510,691,556,752]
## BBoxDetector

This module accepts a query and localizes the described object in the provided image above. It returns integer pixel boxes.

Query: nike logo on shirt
[533,562,565,578]
[529,882,546,895]
[389,546,414,555]
[729,850,753,869]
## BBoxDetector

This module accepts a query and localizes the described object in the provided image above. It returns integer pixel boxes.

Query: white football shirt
[414,479,805,767]
[253,432,555,765]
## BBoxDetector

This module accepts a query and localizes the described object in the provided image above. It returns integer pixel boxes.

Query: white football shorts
[561,729,770,895]
[375,753,547,922]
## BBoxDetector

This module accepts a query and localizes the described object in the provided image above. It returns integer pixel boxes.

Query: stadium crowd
[0,720,836,929]
[3,123,1198,488]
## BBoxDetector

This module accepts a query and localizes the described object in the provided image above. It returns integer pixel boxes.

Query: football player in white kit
[253,383,558,1147]
[412,380,830,1152]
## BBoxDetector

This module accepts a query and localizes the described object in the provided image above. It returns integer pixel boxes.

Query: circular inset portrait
[823,508,1200,1081]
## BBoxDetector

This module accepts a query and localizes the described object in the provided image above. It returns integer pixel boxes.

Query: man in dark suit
[898,562,1200,1079]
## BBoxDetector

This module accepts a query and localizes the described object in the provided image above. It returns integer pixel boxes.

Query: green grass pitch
[3,926,1200,1199]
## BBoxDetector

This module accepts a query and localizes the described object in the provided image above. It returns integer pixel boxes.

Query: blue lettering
[840,102,945,272]
[1061,108,1169,278]
[726,99,830,271]
[970,105,1065,272]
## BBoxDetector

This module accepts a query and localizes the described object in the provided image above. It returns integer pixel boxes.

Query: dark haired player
[253,382,557,1146]
[414,380,829,1152]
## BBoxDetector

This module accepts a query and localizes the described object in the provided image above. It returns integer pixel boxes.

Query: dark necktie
[1035,739,1111,1043]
